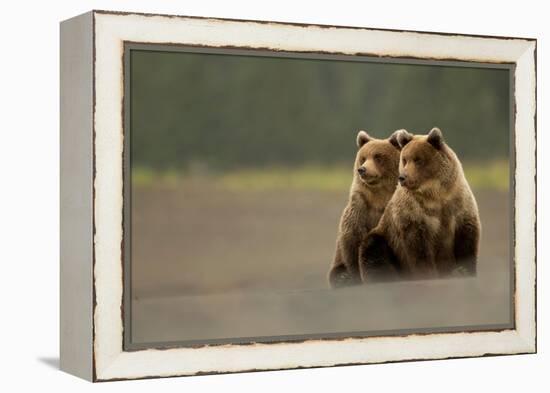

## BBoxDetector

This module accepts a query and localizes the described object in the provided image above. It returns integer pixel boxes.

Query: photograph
[1,0,545,389]
[55,8,537,382]
[125,44,514,347]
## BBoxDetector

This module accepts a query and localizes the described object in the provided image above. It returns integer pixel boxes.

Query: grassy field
[132,160,509,192]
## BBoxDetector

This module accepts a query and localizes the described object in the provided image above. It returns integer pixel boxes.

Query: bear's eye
[402,158,407,165]
[360,156,366,164]
[413,157,422,164]
[373,154,382,162]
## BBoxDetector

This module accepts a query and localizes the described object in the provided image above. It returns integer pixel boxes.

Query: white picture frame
[60,10,536,382]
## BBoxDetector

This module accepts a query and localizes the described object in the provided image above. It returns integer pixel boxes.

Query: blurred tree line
[130,49,510,171]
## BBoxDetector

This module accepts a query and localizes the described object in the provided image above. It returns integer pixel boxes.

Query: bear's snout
[398,174,407,184]
[357,167,367,176]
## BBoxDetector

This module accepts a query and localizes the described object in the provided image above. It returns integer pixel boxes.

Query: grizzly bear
[328,130,402,288]
[359,127,481,282]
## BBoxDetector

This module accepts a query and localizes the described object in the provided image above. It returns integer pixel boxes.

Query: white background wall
[0,0,545,391]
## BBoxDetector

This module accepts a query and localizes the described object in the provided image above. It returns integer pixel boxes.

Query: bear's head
[396,127,458,193]
[354,130,401,189]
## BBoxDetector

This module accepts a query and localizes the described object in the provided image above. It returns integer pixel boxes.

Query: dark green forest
[130,49,511,171]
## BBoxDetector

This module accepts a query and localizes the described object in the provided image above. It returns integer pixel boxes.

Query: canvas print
[125,45,513,348]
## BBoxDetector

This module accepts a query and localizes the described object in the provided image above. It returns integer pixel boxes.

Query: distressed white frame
[78,10,536,381]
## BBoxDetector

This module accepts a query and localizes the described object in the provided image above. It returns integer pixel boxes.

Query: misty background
[130,50,510,172]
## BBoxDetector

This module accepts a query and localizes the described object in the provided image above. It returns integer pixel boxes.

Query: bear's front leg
[453,219,480,276]
[328,263,357,288]
[359,232,400,283]
[328,240,361,288]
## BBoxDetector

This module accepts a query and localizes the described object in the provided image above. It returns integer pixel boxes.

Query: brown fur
[328,130,401,288]
[359,128,481,282]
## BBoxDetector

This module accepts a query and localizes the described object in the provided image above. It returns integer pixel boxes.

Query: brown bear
[359,127,481,282]
[328,129,402,288]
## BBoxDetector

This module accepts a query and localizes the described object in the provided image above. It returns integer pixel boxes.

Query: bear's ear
[356,130,372,148]
[388,130,404,150]
[396,129,413,148]
[427,127,444,149]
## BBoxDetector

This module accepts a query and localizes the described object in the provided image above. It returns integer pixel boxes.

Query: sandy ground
[129,184,512,345]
